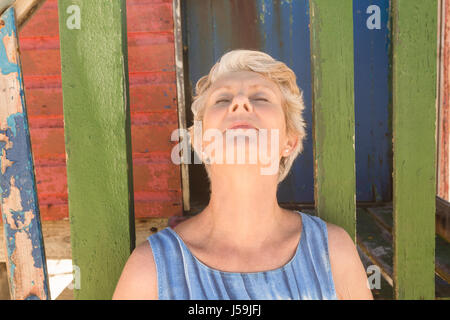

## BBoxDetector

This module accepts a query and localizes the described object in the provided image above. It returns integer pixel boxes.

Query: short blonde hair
[188,49,307,183]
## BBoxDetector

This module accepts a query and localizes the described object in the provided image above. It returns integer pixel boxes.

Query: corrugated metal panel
[183,0,392,204]
[0,0,182,221]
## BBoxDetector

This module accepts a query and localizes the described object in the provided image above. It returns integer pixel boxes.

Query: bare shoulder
[112,239,158,300]
[325,222,374,300]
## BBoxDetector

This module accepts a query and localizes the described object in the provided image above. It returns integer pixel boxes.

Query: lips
[226,122,258,131]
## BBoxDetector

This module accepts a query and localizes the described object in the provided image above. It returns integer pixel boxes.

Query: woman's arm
[112,241,158,300]
[326,223,374,300]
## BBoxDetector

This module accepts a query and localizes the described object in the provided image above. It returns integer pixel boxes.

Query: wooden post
[58,0,135,299]
[391,0,438,299]
[0,7,49,300]
[309,0,357,241]
[173,0,190,212]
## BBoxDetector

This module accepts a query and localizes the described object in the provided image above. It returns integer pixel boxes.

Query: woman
[113,50,373,300]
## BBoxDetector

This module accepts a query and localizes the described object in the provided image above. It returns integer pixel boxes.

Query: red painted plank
[128,42,175,72]
[131,123,179,154]
[20,42,175,86]
[20,48,61,76]
[39,204,67,221]
[438,1,449,201]
[34,166,67,195]
[129,71,176,85]
[22,88,63,117]
[19,0,58,38]
[130,83,178,113]
[33,162,182,197]
[24,81,178,118]
[28,128,65,159]
[133,162,183,191]
[127,2,173,33]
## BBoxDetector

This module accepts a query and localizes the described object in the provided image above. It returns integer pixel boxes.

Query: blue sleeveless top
[147,211,338,300]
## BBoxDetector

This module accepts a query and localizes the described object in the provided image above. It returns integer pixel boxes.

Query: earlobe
[283,135,298,156]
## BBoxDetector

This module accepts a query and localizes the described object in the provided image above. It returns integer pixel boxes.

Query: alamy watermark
[171,120,283,176]
[67,264,81,290]
[367,264,381,290]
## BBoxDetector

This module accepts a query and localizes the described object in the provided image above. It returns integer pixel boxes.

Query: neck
[202,165,285,250]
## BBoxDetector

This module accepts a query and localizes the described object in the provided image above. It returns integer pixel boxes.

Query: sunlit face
[199,70,295,171]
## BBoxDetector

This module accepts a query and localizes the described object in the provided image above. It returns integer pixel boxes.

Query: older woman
[113,50,373,300]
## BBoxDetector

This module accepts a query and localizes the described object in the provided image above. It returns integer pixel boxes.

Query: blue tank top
[147,211,338,300]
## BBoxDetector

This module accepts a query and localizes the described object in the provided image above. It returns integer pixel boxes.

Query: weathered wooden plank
[0,0,47,30]
[367,198,450,243]
[0,0,13,14]
[172,0,189,212]
[0,7,49,300]
[435,273,450,299]
[358,208,450,299]
[309,0,356,240]
[391,0,438,299]
[437,0,449,202]
[356,208,394,288]
[436,233,450,283]
[356,244,394,300]
[436,196,450,242]
[367,202,450,284]
[58,0,135,299]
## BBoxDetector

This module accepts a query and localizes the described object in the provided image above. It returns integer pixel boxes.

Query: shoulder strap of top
[147,228,192,299]
[298,212,337,298]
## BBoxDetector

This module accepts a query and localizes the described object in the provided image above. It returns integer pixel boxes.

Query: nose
[228,93,253,113]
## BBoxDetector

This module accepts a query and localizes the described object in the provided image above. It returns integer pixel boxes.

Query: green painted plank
[0,7,49,300]
[309,0,356,240]
[58,0,135,299]
[391,0,438,299]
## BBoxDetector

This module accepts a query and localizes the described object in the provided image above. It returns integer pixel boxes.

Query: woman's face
[200,70,296,171]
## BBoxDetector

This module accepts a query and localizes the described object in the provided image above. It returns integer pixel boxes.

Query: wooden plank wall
[0,0,182,224]
[0,0,182,266]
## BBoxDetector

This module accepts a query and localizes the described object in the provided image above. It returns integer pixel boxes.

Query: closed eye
[251,97,269,103]
[215,98,268,104]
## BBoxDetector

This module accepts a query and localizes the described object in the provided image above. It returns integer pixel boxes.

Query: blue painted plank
[0,7,49,300]
[256,0,315,203]
[353,0,391,203]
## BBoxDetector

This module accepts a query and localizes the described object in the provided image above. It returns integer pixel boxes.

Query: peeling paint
[0,7,49,300]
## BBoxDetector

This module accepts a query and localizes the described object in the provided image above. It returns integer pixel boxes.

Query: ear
[282,133,298,157]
